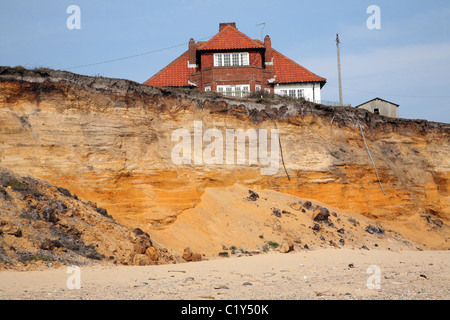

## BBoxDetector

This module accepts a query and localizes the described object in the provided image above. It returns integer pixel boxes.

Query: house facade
[355,98,399,118]
[143,23,326,103]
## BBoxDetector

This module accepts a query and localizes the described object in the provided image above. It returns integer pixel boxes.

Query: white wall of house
[274,82,321,103]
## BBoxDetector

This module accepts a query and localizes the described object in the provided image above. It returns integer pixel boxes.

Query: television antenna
[256,23,266,41]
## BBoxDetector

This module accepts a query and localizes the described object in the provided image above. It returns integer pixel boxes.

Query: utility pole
[336,33,343,106]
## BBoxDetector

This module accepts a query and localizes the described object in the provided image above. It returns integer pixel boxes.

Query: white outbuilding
[355,98,399,118]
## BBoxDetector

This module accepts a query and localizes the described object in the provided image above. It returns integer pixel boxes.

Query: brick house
[143,22,326,103]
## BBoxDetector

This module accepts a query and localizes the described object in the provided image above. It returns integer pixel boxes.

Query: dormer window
[144,23,326,104]
[214,53,249,67]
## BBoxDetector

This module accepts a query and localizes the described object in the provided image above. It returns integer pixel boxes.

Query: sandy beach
[0,248,448,300]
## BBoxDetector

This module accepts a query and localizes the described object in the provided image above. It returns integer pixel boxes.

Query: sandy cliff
[0,66,448,258]
[0,166,180,269]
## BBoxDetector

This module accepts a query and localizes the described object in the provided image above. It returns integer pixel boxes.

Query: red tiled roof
[143,26,326,88]
[143,50,193,87]
[197,25,264,51]
[271,49,326,84]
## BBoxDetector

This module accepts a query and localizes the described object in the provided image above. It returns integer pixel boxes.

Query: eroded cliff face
[0,67,449,254]
[0,166,180,270]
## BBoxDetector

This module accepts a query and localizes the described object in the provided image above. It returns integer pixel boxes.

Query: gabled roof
[272,49,326,85]
[143,24,326,88]
[355,97,399,108]
[197,24,264,51]
[143,50,193,87]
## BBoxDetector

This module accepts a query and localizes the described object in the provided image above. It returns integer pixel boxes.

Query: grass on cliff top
[11,65,54,73]
[5,66,346,108]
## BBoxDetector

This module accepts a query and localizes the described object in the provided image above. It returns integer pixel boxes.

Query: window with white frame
[277,88,305,99]
[224,54,231,66]
[216,84,250,97]
[255,85,261,91]
[214,53,249,67]
[214,54,223,67]
[205,86,211,92]
[240,53,249,66]
[232,53,239,66]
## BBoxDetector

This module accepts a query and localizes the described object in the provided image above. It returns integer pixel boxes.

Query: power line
[325,83,450,99]
[329,35,449,100]
[65,35,215,70]
[63,35,450,101]
[66,43,187,70]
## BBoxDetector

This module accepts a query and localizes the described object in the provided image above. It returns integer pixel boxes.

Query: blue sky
[1,0,449,123]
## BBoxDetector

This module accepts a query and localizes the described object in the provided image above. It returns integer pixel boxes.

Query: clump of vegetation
[246,90,307,103]
[3,179,43,197]
[4,179,28,191]
[96,207,113,219]
[246,90,277,100]
[27,255,54,262]
[32,66,54,73]
[267,241,279,249]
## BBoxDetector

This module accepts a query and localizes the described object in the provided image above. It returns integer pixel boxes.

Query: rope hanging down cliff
[263,111,291,181]
[357,119,386,195]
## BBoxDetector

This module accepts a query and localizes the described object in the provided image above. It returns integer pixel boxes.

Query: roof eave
[273,80,327,87]
[354,97,399,108]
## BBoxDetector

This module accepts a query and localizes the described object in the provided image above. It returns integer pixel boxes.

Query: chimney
[188,38,196,66]
[219,22,236,31]
[264,35,273,64]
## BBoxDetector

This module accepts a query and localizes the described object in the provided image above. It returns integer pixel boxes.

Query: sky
[1,0,449,123]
